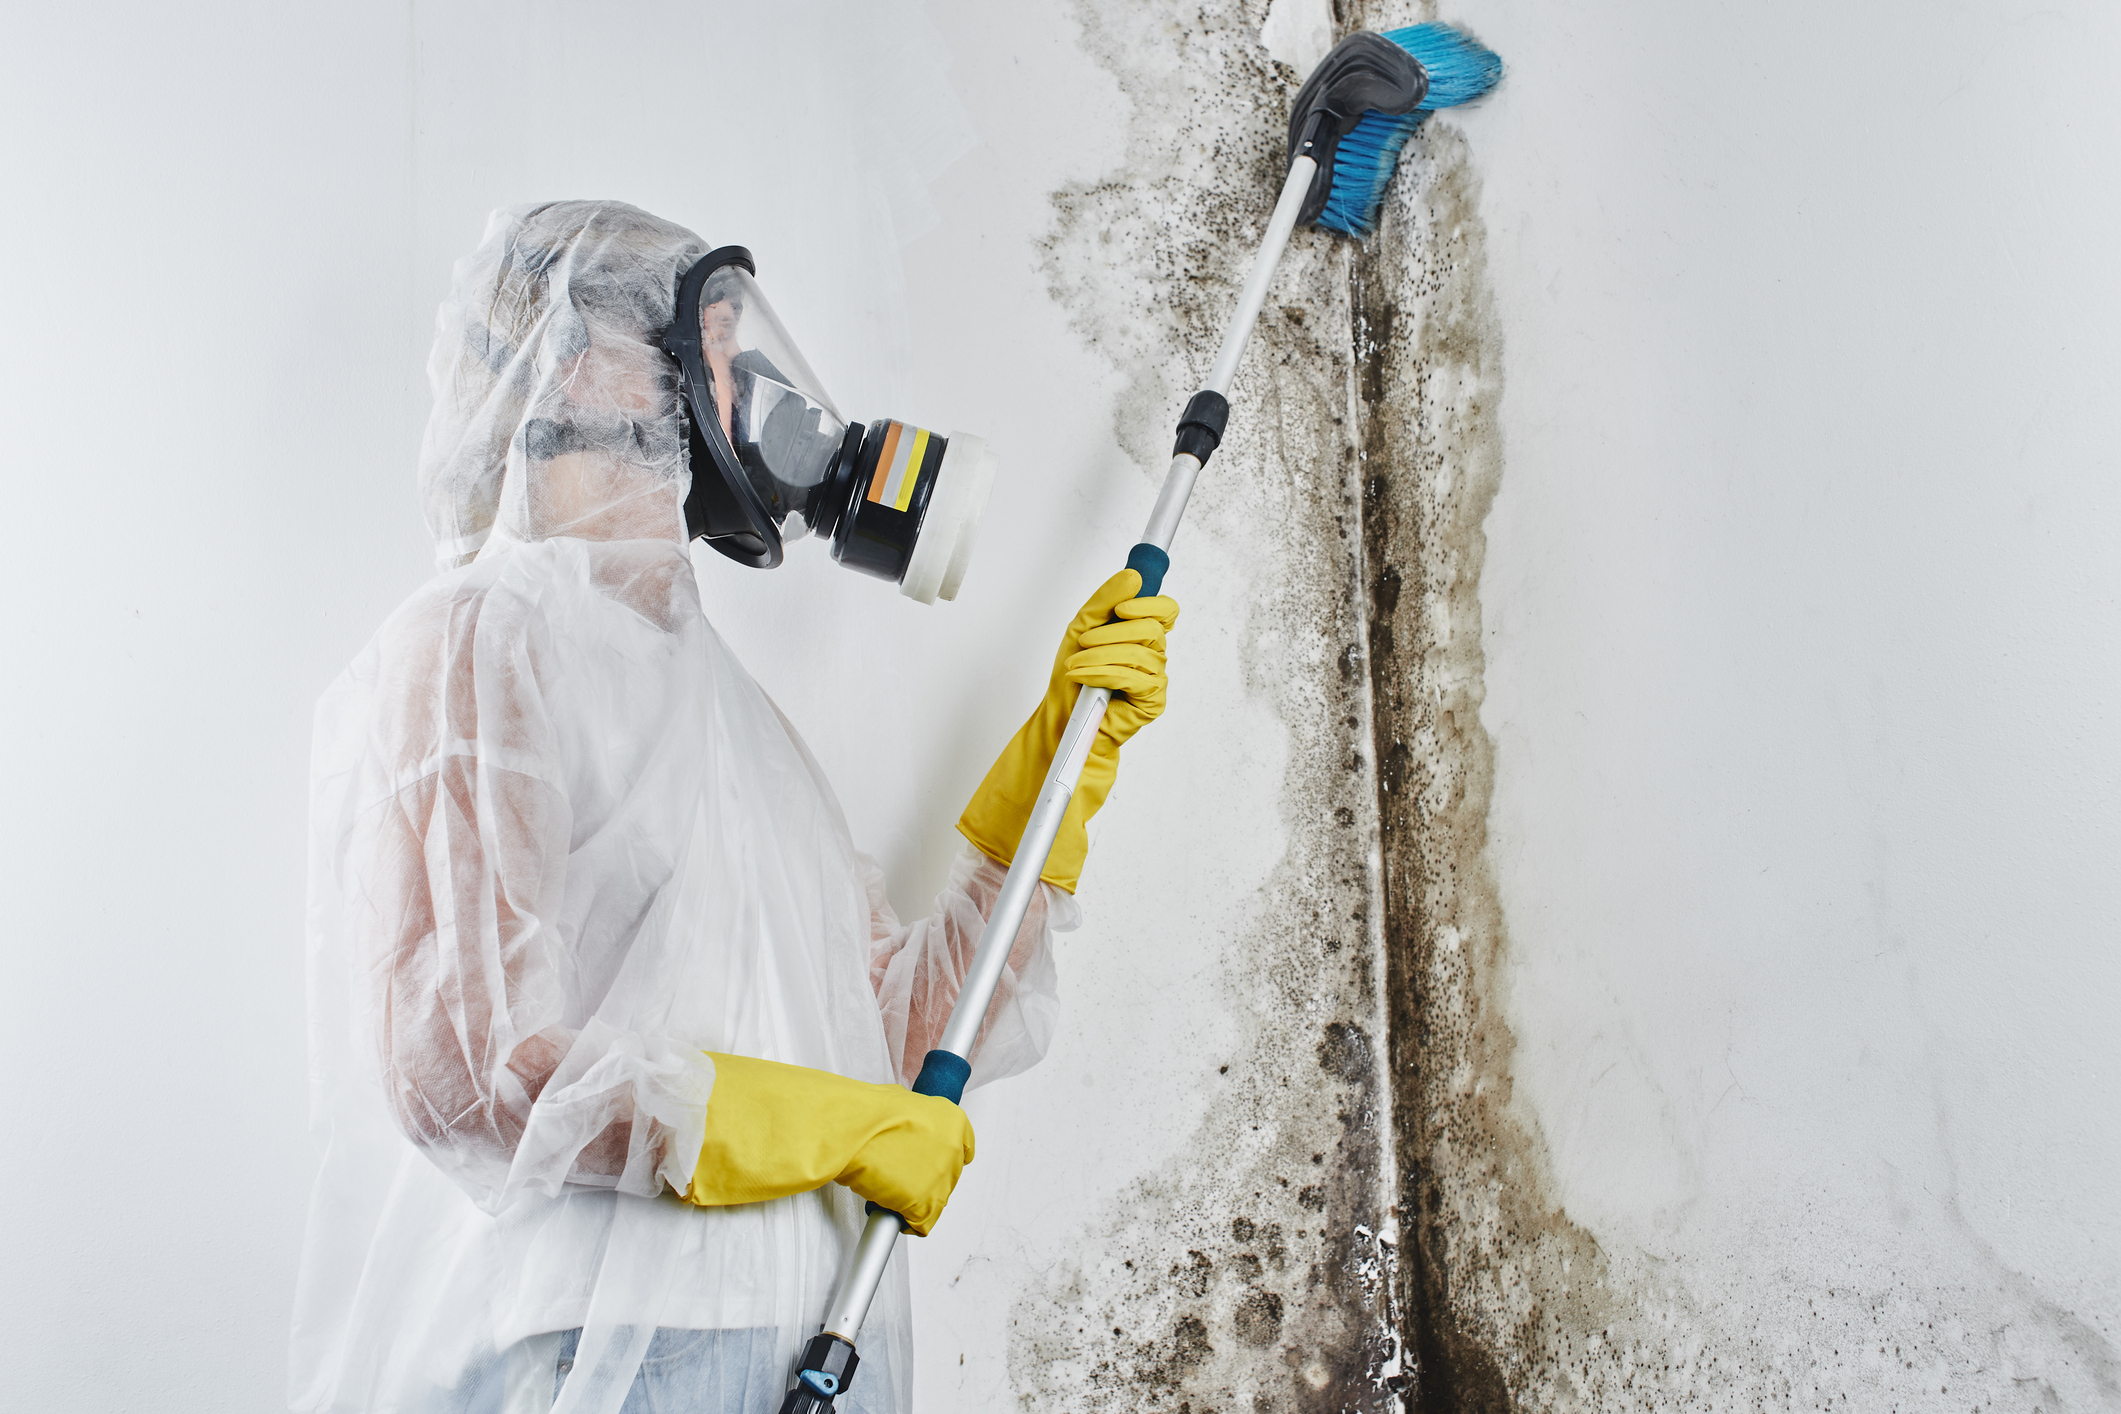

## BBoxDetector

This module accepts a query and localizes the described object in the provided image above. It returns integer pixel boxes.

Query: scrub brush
[1297,22,1505,236]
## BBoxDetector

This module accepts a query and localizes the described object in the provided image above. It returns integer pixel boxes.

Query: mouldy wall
[1006,0,1598,1408]
[1005,1,2121,1410]
[1005,1,1399,1409]
[1345,59,1608,1412]
[1008,0,1610,1405]
[1329,3,1615,1406]
[1344,5,2121,1411]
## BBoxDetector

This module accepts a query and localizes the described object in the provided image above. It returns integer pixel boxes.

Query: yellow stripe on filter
[900,428,933,510]
[883,425,929,512]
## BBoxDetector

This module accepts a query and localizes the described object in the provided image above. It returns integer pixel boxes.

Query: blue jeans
[553,1328,774,1413]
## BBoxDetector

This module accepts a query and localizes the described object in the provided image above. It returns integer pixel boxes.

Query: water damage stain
[1339,9,2121,1412]
[1019,0,1650,1406]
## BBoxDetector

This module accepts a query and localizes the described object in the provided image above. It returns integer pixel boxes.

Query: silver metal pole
[938,685,1106,1058]
[821,1210,902,1340]
[1139,453,1202,554]
[1205,157,1317,396]
[810,149,1320,1360]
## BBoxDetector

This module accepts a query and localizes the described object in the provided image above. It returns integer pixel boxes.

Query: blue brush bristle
[1392,21,1504,111]
[1315,23,1503,236]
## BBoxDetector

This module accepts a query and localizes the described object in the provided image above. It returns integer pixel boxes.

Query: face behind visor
[661,247,997,603]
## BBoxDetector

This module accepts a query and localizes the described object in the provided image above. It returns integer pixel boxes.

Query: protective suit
[293,201,1072,1414]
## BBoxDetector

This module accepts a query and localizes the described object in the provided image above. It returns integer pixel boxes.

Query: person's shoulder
[355,552,564,765]
[367,551,548,686]
[380,555,513,641]
[375,538,700,674]
[394,558,498,616]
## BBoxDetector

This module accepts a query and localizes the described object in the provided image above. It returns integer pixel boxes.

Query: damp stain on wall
[1011,0,1757,1407]
[1014,0,1636,1404]
[1337,10,2121,1413]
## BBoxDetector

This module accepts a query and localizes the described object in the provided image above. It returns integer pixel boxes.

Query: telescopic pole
[775,152,1321,1414]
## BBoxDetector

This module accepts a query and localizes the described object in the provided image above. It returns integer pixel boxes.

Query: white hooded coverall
[291,201,1069,1414]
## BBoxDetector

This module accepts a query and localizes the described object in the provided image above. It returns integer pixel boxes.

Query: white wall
[0,6,415,1404]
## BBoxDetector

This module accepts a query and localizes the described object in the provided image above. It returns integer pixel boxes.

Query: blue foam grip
[1126,543,1169,597]
[911,1049,971,1105]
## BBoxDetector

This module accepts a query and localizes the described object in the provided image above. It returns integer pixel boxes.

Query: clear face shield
[661,248,997,603]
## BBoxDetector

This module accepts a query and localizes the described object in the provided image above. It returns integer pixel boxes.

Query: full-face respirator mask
[662,247,997,603]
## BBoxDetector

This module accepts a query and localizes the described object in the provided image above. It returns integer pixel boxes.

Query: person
[291,199,1179,1414]
[700,289,761,444]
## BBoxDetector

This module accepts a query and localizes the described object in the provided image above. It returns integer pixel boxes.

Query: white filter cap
[900,432,996,604]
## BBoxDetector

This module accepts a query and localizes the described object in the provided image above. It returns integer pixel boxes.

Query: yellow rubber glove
[685,1052,974,1237]
[957,569,1180,892]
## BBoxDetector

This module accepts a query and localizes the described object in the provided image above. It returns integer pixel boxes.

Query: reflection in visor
[693,268,849,529]
[745,376,844,489]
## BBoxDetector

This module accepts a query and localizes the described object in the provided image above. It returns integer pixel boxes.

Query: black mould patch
[1015,0,1394,1410]
[1344,27,1620,1401]
[1235,1288,1288,1348]
[1335,4,2121,1410]
[1023,0,1627,1405]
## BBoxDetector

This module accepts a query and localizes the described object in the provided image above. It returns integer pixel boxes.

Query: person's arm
[355,595,708,1211]
[866,572,1177,1088]
[366,758,626,1182]
[865,850,1075,1090]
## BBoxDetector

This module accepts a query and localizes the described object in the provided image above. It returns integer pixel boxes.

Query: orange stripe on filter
[866,421,903,503]
[893,428,931,511]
